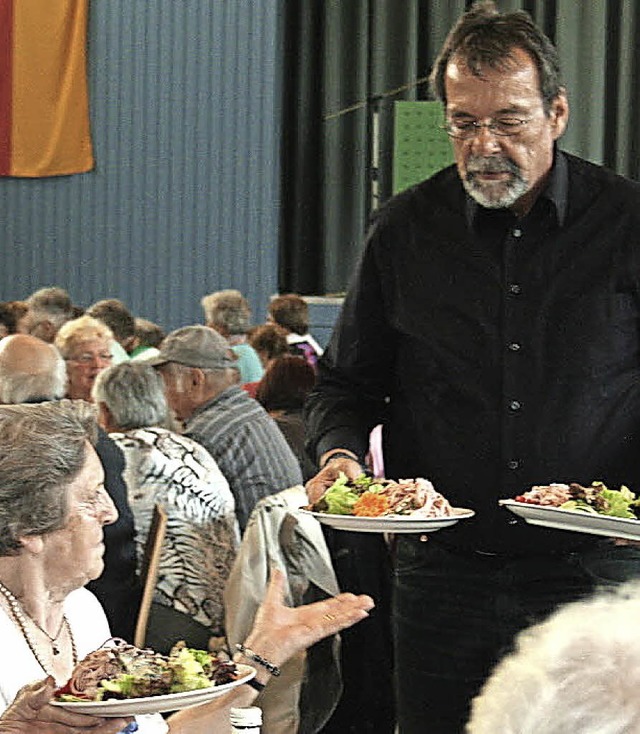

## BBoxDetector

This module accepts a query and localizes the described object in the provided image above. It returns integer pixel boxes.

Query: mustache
[466,156,521,176]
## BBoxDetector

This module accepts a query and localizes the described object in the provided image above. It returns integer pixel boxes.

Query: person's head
[0,334,67,404]
[268,294,309,336]
[256,355,316,412]
[134,317,165,350]
[430,0,569,217]
[0,303,15,339]
[7,301,28,334]
[24,287,74,343]
[248,323,290,369]
[87,299,136,352]
[0,401,117,587]
[54,315,114,401]
[92,361,169,432]
[467,581,640,734]
[150,325,238,422]
[201,289,252,337]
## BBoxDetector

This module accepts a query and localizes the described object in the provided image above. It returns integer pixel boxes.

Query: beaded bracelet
[236,643,281,677]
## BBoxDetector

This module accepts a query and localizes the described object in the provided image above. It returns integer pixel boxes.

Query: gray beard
[463,157,529,209]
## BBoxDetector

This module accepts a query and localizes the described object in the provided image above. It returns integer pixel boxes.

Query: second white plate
[499,499,640,541]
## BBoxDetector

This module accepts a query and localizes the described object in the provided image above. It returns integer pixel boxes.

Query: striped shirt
[185,386,303,531]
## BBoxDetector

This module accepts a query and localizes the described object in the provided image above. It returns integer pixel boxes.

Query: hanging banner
[0,0,93,177]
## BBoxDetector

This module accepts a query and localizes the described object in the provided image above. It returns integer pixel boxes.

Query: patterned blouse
[110,427,240,635]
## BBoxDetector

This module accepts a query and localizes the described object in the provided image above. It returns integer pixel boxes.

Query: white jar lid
[230,706,263,726]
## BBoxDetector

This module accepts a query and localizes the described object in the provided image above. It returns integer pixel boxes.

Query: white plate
[300,507,475,534]
[51,664,255,716]
[499,499,640,541]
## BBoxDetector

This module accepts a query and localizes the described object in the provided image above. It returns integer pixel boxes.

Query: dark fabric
[393,537,640,733]
[305,151,640,555]
[318,528,395,734]
[144,602,212,655]
[272,409,318,482]
[86,427,141,642]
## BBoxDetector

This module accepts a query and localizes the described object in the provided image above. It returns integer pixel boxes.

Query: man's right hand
[305,455,364,504]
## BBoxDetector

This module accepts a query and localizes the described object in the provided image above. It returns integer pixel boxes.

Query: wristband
[245,676,266,692]
[236,643,281,677]
[320,450,361,469]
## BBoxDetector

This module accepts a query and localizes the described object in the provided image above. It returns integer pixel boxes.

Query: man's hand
[305,454,364,504]
[0,678,134,734]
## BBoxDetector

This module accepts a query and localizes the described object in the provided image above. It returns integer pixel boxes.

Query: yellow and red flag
[0,0,93,177]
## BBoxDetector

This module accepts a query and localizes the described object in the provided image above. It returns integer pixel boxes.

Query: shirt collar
[465,147,568,229]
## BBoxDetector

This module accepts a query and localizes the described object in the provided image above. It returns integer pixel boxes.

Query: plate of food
[499,481,640,541]
[52,639,255,716]
[303,473,474,533]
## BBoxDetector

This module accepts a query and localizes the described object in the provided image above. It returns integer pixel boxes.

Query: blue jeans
[393,536,640,734]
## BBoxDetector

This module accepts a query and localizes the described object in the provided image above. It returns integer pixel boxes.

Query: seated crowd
[4,285,635,734]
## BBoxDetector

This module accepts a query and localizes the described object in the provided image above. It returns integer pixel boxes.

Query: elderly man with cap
[151,325,303,531]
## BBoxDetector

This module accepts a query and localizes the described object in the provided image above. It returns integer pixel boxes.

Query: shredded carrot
[353,492,390,517]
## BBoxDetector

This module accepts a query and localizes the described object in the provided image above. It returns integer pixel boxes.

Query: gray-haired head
[25,287,75,343]
[0,400,98,556]
[0,334,67,404]
[92,361,169,431]
[201,289,252,336]
[430,0,563,115]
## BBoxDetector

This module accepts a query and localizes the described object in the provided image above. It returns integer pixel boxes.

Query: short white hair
[467,581,640,734]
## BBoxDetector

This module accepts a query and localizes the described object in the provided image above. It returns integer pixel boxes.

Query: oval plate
[499,499,640,541]
[51,664,255,717]
[300,507,474,534]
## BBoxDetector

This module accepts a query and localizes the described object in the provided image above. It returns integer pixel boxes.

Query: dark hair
[256,355,316,412]
[430,0,563,114]
[87,299,135,342]
[0,303,18,334]
[248,323,289,362]
[134,318,165,349]
[268,294,309,335]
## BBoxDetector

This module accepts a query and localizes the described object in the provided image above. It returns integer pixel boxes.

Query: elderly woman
[0,401,373,734]
[92,361,239,651]
[54,314,115,401]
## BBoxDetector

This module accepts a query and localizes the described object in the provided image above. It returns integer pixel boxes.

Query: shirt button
[508,460,520,470]
[508,284,521,295]
[512,228,522,238]
[508,342,521,352]
[509,400,522,411]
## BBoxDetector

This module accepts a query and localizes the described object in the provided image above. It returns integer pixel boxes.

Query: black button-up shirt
[306,151,640,553]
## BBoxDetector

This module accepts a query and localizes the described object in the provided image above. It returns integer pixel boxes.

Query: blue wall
[0,1,283,332]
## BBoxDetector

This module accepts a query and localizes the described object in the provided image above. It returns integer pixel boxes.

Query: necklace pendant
[52,644,60,655]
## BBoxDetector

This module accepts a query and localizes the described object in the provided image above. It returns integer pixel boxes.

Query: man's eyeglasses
[441,117,531,140]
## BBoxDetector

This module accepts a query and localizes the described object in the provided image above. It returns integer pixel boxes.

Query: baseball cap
[148,325,238,370]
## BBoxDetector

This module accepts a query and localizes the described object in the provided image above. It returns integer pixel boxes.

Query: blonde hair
[54,315,114,358]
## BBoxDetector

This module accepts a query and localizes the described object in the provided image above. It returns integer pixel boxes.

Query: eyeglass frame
[440,116,531,140]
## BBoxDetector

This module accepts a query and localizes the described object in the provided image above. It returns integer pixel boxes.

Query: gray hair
[0,344,67,404]
[201,289,251,335]
[0,400,98,556]
[26,286,74,330]
[430,0,563,115]
[467,581,640,734]
[92,361,169,430]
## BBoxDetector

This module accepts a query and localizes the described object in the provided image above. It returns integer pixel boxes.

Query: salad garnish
[55,638,238,702]
[310,473,453,518]
[514,481,640,520]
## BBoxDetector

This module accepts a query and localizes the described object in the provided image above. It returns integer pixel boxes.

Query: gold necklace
[0,580,78,676]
